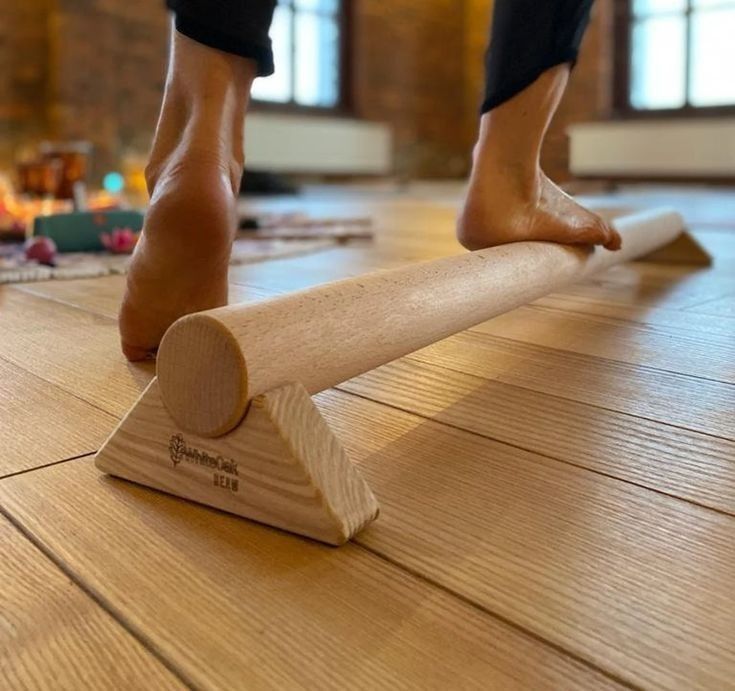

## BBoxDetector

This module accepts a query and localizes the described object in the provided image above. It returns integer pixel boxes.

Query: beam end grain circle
[157,313,248,438]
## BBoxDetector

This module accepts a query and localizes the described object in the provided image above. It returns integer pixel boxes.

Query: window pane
[690,8,735,106]
[632,0,686,16]
[630,16,687,109]
[295,0,338,12]
[250,5,293,103]
[691,0,735,7]
[295,13,339,106]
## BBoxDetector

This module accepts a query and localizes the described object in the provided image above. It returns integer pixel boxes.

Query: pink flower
[100,227,139,254]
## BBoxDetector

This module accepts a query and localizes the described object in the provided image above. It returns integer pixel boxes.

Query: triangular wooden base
[638,230,711,266]
[95,379,379,545]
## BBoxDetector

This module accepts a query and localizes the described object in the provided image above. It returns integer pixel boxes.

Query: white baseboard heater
[245,113,392,175]
[569,118,735,179]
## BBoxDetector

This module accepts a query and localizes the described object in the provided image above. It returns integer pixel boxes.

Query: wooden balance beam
[96,208,709,545]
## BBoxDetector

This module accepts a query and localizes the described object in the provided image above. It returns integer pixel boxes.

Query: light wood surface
[0,288,154,416]
[158,210,685,437]
[0,516,183,689]
[0,357,116,477]
[96,379,378,544]
[535,293,735,338]
[685,294,735,318]
[1,185,734,689]
[410,331,735,439]
[0,460,622,691]
[553,261,735,309]
[14,275,278,320]
[339,357,735,514]
[312,390,735,689]
[470,303,735,383]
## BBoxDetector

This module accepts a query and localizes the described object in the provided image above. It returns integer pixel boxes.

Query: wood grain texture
[96,380,378,544]
[158,210,685,437]
[311,391,735,689]
[13,276,130,319]
[229,246,412,294]
[471,304,735,383]
[409,331,735,439]
[684,294,735,318]
[0,357,116,477]
[552,262,735,309]
[0,516,183,690]
[0,288,153,417]
[535,293,735,339]
[339,358,735,514]
[0,460,622,691]
[13,277,279,320]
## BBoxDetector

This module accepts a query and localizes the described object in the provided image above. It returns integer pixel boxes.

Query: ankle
[146,28,256,195]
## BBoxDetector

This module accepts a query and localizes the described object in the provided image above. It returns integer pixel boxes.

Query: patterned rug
[0,237,338,285]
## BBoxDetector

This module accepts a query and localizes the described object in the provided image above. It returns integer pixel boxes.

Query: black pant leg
[481,0,595,113]
[166,0,278,76]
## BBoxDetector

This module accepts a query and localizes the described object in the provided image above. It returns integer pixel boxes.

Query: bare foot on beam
[457,163,621,252]
[457,64,621,253]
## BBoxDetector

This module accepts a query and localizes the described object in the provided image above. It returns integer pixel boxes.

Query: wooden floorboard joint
[335,386,735,519]
[0,501,198,691]
[404,353,735,443]
[0,452,98,481]
[355,541,641,691]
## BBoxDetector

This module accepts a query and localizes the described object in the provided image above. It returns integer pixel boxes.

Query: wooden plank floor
[1,184,734,689]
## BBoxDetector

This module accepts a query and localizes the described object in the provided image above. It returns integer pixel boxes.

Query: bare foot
[458,64,622,253]
[119,154,238,361]
[457,162,622,252]
[118,30,255,361]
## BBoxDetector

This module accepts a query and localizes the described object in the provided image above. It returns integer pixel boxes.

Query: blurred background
[1,0,734,217]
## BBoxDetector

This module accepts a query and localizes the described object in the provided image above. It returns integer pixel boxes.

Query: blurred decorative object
[0,174,72,240]
[100,227,139,254]
[24,236,58,266]
[103,172,126,194]
[33,210,145,252]
[39,141,92,199]
[16,158,62,197]
[121,153,150,206]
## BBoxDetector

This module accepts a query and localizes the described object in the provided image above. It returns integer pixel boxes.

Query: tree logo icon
[169,434,186,467]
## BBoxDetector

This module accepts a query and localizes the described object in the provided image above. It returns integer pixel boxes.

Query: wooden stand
[95,380,379,545]
[96,208,710,545]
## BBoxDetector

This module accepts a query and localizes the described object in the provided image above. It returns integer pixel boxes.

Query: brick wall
[0,0,51,168]
[47,0,169,177]
[0,0,612,181]
[352,0,470,179]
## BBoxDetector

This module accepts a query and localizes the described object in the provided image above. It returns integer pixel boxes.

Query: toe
[604,227,623,251]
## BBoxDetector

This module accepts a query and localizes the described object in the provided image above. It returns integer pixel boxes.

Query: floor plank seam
[354,541,641,691]
[0,349,133,422]
[9,284,118,320]
[335,386,735,519]
[404,353,735,443]
[473,332,735,388]
[0,452,97,481]
[0,501,199,691]
[516,304,735,345]
[682,292,735,310]
[533,300,735,330]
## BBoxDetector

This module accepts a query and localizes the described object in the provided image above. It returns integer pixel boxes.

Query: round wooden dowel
[157,209,684,438]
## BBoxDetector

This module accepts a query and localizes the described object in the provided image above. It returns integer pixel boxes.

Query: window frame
[613,0,735,118]
[250,0,353,116]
